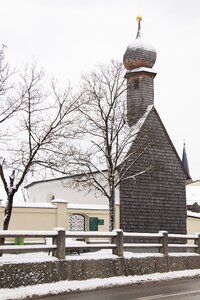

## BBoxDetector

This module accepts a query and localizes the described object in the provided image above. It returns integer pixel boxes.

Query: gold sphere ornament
[136,15,142,21]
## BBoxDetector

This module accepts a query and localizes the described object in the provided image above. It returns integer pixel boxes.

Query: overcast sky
[0,0,200,179]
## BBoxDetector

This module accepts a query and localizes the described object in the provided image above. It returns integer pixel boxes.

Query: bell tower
[123,16,157,126]
[120,16,187,235]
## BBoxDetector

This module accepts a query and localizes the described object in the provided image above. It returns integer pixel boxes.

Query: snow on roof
[187,210,200,219]
[126,67,156,74]
[67,203,109,210]
[0,201,55,209]
[25,169,108,189]
[0,201,108,210]
[131,104,153,136]
[120,104,153,162]
[51,199,68,204]
[187,180,200,186]
[25,175,70,188]
[128,36,156,52]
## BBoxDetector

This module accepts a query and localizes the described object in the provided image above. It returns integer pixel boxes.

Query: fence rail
[0,229,200,259]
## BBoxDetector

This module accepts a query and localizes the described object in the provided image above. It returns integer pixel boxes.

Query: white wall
[27,175,120,206]
[186,181,200,205]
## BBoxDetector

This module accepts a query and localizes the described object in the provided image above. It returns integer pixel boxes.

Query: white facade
[26,174,120,206]
[24,174,121,230]
[186,180,200,205]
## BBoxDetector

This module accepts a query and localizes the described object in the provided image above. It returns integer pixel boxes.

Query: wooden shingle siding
[126,71,156,127]
[120,109,187,234]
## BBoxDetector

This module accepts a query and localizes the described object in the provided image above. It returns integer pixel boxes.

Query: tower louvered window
[134,78,139,89]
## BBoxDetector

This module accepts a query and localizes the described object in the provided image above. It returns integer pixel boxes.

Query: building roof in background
[187,210,200,219]
[186,180,200,205]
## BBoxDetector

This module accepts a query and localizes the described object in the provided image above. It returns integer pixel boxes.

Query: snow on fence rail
[0,229,200,259]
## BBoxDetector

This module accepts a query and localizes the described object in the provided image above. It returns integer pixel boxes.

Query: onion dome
[123,15,157,70]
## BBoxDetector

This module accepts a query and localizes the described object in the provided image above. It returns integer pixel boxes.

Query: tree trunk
[0,237,4,256]
[0,194,14,256]
[3,194,14,230]
[109,188,115,231]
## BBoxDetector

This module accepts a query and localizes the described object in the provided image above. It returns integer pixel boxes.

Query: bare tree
[0,63,80,231]
[0,45,24,124]
[63,60,151,231]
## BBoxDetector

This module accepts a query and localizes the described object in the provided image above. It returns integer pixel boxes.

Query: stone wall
[0,255,200,289]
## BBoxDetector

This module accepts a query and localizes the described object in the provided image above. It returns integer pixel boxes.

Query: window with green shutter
[89,217,99,231]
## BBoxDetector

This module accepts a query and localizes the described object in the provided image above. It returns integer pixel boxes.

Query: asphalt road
[34,277,200,300]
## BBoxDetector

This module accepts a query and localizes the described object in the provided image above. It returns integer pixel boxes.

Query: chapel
[120,16,187,234]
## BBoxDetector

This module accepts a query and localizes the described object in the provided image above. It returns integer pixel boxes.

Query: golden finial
[136,15,142,21]
[136,14,142,37]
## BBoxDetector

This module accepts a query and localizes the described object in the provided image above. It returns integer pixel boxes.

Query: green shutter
[89,217,99,231]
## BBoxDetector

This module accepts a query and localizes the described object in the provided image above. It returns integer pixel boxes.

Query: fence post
[159,231,168,256]
[112,229,124,257]
[53,228,65,259]
[195,234,200,254]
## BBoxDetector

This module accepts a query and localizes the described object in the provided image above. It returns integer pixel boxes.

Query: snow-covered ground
[1,251,200,299]
[0,249,199,264]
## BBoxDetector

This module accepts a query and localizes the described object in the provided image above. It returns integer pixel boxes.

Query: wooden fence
[0,229,200,259]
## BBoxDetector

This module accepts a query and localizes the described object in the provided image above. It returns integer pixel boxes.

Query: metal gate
[69,214,85,231]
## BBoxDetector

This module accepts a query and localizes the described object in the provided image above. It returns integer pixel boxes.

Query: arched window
[69,214,85,231]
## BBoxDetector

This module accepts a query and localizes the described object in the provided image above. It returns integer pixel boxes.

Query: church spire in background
[182,142,192,182]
